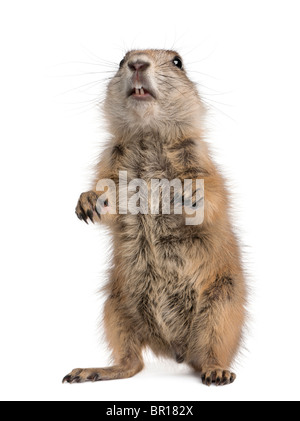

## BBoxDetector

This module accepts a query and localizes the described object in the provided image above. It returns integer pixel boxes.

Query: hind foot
[201,369,236,386]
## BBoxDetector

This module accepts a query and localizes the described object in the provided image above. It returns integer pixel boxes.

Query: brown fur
[63,49,247,386]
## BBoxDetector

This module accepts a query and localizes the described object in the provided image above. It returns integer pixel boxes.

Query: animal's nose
[128,60,150,72]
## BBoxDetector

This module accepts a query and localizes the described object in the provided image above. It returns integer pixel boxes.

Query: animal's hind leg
[188,274,246,386]
[63,295,144,383]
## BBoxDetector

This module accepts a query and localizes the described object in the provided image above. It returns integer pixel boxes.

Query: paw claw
[76,211,83,220]
[215,376,221,385]
[205,376,212,386]
[86,210,94,223]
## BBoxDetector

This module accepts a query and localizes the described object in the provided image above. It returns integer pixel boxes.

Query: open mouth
[129,87,154,100]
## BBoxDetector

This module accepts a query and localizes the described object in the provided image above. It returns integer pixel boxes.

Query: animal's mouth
[128,86,155,100]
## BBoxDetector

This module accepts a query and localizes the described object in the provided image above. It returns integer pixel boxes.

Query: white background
[0,0,300,402]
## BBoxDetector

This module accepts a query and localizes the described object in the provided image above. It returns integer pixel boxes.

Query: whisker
[186,69,220,81]
[156,77,187,97]
[158,60,173,68]
[54,71,117,79]
[110,79,121,89]
[157,73,191,86]
[201,98,236,122]
[80,46,119,67]
[56,79,107,97]
[50,61,118,70]
[201,96,234,109]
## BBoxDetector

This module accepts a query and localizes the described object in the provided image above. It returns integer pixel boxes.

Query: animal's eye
[119,58,125,68]
[172,56,183,69]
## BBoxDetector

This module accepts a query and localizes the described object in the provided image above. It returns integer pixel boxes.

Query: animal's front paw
[75,191,100,223]
[201,369,236,386]
[62,368,101,384]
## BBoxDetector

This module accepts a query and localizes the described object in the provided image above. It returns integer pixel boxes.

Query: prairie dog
[63,49,246,386]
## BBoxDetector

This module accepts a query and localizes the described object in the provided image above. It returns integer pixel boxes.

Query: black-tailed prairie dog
[63,49,247,386]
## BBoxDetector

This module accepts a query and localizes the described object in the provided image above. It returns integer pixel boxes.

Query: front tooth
[140,88,145,95]
[135,88,139,95]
